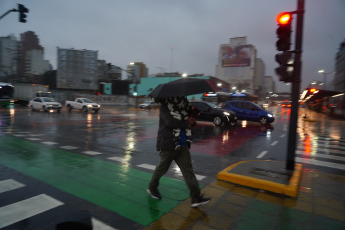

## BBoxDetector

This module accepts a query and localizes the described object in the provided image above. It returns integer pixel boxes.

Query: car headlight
[268,114,273,117]
[97,105,100,108]
[87,104,92,107]
[223,112,230,116]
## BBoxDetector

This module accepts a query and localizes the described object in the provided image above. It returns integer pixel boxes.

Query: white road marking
[41,141,58,145]
[280,134,286,138]
[83,151,102,155]
[296,150,345,161]
[296,157,345,171]
[92,218,118,230]
[0,179,25,194]
[108,156,127,162]
[137,163,206,180]
[60,146,79,150]
[25,138,42,141]
[137,163,156,170]
[0,194,64,228]
[271,141,279,146]
[256,151,268,159]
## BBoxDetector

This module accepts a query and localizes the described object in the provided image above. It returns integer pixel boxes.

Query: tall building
[127,62,148,83]
[25,50,50,75]
[19,31,44,76]
[57,47,98,90]
[215,37,262,95]
[0,34,19,77]
[334,39,345,92]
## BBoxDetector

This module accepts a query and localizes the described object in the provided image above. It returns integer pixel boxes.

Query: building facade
[334,39,345,93]
[215,37,258,94]
[25,50,50,75]
[57,47,98,90]
[0,34,18,77]
[127,62,148,83]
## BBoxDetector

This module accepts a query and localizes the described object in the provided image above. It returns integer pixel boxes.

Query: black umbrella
[149,78,214,98]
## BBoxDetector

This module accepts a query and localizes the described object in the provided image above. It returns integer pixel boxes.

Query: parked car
[65,98,100,113]
[223,101,275,125]
[139,100,160,109]
[190,101,237,126]
[29,97,62,113]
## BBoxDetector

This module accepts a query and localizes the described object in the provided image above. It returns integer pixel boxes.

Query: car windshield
[42,97,55,102]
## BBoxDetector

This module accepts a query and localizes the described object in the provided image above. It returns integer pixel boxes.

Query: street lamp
[318,69,334,90]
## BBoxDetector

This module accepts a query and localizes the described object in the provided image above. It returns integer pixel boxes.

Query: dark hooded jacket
[156,103,190,151]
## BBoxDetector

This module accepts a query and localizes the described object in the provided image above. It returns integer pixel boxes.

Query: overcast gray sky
[1,0,344,92]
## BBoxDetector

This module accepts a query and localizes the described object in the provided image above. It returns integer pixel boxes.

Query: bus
[0,82,14,107]
[202,92,258,106]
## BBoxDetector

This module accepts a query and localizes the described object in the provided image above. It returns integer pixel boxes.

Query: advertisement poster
[221,45,252,67]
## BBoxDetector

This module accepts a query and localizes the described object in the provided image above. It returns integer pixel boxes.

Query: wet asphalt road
[1,105,345,229]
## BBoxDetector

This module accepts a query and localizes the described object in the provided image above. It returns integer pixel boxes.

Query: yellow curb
[217,160,303,197]
[302,119,318,122]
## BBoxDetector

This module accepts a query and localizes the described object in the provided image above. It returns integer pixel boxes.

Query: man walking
[147,97,211,208]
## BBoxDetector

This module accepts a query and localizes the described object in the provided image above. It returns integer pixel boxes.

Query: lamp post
[318,70,334,90]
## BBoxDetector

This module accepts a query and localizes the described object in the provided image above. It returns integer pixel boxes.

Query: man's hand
[188,117,196,127]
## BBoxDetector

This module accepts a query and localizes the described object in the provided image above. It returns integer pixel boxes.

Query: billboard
[221,45,252,67]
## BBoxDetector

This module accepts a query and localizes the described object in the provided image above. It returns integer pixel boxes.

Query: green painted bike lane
[0,135,190,226]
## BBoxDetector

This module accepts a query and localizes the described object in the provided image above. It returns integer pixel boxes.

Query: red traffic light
[276,12,292,25]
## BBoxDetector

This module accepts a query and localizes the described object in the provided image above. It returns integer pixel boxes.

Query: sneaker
[147,188,162,199]
[191,196,211,208]
[175,145,181,150]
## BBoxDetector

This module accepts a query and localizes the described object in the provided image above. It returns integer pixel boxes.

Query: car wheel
[67,105,72,112]
[259,116,268,125]
[82,106,88,113]
[42,106,47,112]
[213,116,222,126]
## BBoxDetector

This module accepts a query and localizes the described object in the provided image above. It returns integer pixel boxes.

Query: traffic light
[276,12,292,51]
[18,4,29,23]
[275,51,294,82]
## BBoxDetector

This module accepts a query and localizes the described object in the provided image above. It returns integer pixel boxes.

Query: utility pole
[286,0,305,170]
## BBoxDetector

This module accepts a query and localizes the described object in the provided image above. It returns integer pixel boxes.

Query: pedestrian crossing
[295,135,345,171]
[0,178,117,229]
[1,129,207,181]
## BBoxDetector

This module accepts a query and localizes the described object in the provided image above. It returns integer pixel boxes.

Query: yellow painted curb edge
[217,160,303,197]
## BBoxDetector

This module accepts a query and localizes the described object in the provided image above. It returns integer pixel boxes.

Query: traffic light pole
[286,0,305,171]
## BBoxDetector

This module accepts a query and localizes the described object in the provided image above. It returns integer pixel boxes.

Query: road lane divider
[256,151,268,159]
[271,141,279,146]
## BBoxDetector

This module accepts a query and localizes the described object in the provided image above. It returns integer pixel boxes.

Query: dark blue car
[223,101,275,125]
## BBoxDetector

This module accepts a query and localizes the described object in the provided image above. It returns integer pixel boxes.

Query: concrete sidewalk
[144,166,345,230]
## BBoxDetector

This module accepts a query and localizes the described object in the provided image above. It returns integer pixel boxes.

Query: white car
[139,101,160,109]
[29,97,62,112]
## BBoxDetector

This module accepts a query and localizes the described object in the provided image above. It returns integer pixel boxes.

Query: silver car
[29,97,62,112]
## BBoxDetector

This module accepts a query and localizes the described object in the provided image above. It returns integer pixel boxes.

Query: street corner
[217,160,303,198]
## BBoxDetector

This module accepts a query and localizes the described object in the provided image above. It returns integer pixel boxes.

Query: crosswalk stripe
[137,163,206,180]
[296,157,345,171]
[26,138,42,141]
[60,146,79,150]
[83,151,102,155]
[92,218,118,230]
[0,194,64,228]
[41,141,58,145]
[0,179,25,194]
[296,150,345,161]
[108,156,127,162]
